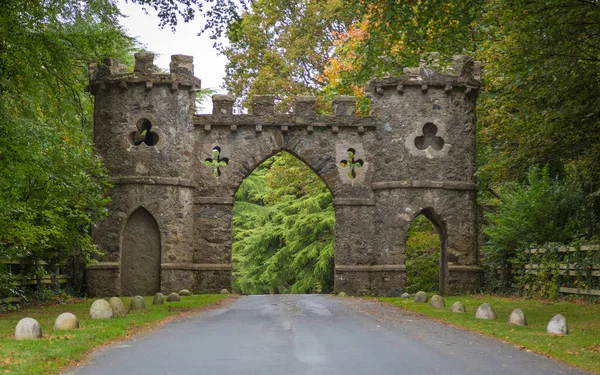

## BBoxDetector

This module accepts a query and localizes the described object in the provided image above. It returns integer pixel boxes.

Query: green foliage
[405,215,440,293]
[232,152,334,294]
[0,0,135,296]
[483,166,586,291]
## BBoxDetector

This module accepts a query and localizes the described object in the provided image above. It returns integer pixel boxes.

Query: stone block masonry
[87,52,483,297]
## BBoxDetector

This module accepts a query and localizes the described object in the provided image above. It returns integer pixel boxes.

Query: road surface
[66,295,587,375]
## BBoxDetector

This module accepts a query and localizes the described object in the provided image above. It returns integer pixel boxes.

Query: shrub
[483,166,586,292]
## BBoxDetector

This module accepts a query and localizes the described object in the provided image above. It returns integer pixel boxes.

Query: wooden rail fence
[0,260,71,304]
[522,245,600,296]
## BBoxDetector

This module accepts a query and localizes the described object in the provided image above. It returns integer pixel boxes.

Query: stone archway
[87,52,483,297]
[120,207,161,296]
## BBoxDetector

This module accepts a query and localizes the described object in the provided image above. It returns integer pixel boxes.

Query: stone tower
[367,54,482,293]
[87,53,199,296]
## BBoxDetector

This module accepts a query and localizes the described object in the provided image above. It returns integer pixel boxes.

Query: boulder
[220,289,230,295]
[429,295,445,308]
[401,293,410,299]
[508,308,527,326]
[109,297,126,317]
[166,292,181,302]
[153,292,165,305]
[129,295,147,311]
[451,301,466,313]
[54,312,79,330]
[414,291,428,303]
[337,292,347,297]
[547,314,568,335]
[475,303,496,320]
[15,317,42,340]
[90,299,113,319]
[179,289,192,296]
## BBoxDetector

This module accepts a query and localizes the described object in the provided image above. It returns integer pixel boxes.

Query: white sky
[117,0,228,113]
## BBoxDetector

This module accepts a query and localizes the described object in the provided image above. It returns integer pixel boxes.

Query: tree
[232,152,335,294]
[476,0,600,236]
[0,0,135,295]
[221,0,350,111]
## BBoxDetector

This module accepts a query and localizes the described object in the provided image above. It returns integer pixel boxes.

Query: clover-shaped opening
[415,123,444,151]
[129,118,159,146]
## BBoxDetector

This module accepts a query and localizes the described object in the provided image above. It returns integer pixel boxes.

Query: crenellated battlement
[195,94,377,134]
[87,52,201,95]
[367,53,482,96]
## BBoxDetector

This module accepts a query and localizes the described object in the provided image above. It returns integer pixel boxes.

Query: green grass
[0,294,229,374]
[378,295,600,374]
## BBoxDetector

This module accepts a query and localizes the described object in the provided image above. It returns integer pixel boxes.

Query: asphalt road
[66,295,588,375]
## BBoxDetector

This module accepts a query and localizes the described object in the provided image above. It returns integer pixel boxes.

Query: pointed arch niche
[232,150,335,295]
[120,207,161,296]
[404,208,447,295]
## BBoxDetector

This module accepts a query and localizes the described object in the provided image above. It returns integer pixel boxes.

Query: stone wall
[87,52,482,297]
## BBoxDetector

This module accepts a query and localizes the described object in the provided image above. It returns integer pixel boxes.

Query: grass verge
[0,294,231,374]
[378,295,600,374]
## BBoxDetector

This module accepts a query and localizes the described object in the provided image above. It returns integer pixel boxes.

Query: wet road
[66,295,587,375]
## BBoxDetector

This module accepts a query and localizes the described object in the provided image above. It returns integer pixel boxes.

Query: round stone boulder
[153,292,165,305]
[220,289,230,295]
[475,303,497,320]
[179,289,192,296]
[54,312,79,330]
[15,317,42,340]
[90,299,113,319]
[337,292,347,297]
[508,308,527,326]
[129,295,147,311]
[109,297,126,317]
[401,293,410,299]
[451,301,466,313]
[166,292,181,302]
[547,314,568,335]
[414,291,428,303]
[429,295,445,308]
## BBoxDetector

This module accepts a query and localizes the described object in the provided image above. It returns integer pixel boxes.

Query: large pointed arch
[120,206,161,296]
[232,150,336,294]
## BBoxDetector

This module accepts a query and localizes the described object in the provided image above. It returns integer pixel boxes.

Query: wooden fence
[0,260,71,304]
[522,245,600,296]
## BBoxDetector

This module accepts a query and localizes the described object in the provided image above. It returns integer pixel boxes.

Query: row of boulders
[90,289,197,319]
[14,288,232,340]
[403,292,569,335]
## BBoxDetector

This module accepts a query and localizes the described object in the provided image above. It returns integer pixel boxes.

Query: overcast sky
[117,0,228,113]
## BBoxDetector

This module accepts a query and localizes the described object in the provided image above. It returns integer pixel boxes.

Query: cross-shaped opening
[340,148,364,179]
[204,146,229,177]
[415,123,444,151]
[130,118,159,146]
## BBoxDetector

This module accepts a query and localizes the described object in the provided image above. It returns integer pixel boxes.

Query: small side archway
[120,206,161,296]
[404,207,448,295]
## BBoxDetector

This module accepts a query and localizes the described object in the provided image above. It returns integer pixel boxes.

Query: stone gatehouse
[86,52,482,297]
